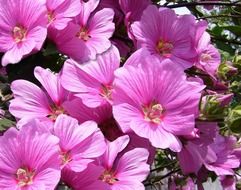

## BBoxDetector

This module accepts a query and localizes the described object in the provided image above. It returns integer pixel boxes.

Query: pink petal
[34,66,65,105]
[115,148,150,181]
[9,80,50,118]
[101,135,130,169]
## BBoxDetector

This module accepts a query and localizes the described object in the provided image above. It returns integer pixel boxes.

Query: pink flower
[61,46,120,108]
[220,175,236,190]
[52,1,114,62]
[131,5,197,69]
[46,0,81,30]
[63,98,155,164]
[62,164,110,190]
[96,0,123,25]
[177,122,218,174]
[0,0,47,66]
[0,125,61,189]
[204,135,240,176]
[194,22,221,78]
[119,0,150,23]
[97,135,150,190]
[52,114,106,172]
[9,66,71,125]
[113,59,203,152]
[119,0,150,39]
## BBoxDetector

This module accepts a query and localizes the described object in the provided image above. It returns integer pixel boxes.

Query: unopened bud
[227,105,241,133]
[218,61,238,80]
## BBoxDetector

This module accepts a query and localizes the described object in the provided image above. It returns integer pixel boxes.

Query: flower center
[48,105,66,121]
[143,102,164,124]
[13,26,27,43]
[99,170,118,185]
[156,39,173,57]
[16,167,35,187]
[200,53,212,62]
[100,84,113,100]
[47,10,55,23]
[76,27,91,41]
[61,150,72,166]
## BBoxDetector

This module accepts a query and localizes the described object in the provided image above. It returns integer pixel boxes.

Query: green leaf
[221,25,241,37]
[42,42,59,56]
[0,118,15,131]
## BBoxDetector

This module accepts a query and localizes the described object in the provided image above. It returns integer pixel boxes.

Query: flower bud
[233,55,241,69]
[200,93,232,120]
[218,61,238,80]
[227,105,241,133]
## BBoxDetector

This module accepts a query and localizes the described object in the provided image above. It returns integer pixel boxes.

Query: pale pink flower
[0,126,61,189]
[113,59,203,152]
[97,135,150,190]
[9,66,71,125]
[52,1,114,62]
[0,0,47,66]
[61,46,120,108]
[131,5,198,69]
[52,114,106,172]
[46,0,81,30]
[62,164,110,190]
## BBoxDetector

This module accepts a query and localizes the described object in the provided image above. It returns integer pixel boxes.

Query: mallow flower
[52,0,115,62]
[97,135,150,190]
[61,46,120,108]
[0,0,47,66]
[131,5,198,69]
[0,125,61,189]
[113,58,204,152]
[9,66,71,125]
[52,114,106,172]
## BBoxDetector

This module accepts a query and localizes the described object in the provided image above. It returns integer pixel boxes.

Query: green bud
[200,95,227,120]
[227,105,241,133]
[233,55,241,69]
[218,61,238,80]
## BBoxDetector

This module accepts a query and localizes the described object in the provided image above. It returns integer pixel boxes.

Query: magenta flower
[220,175,236,190]
[9,66,71,125]
[119,0,150,39]
[195,27,221,78]
[0,0,47,66]
[62,164,110,190]
[0,126,61,189]
[113,59,203,152]
[97,135,150,190]
[204,135,240,176]
[53,1,114,62]
[120,0,150,23]
[177,122,218,174]
[131,5,197,69]
[96,0,123,25]
[61,46,120,108]
[63,98,155,164]
[46,0,81,30]
[52,114,106,172]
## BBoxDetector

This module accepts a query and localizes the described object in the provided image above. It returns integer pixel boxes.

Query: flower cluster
[0,0,240,190]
